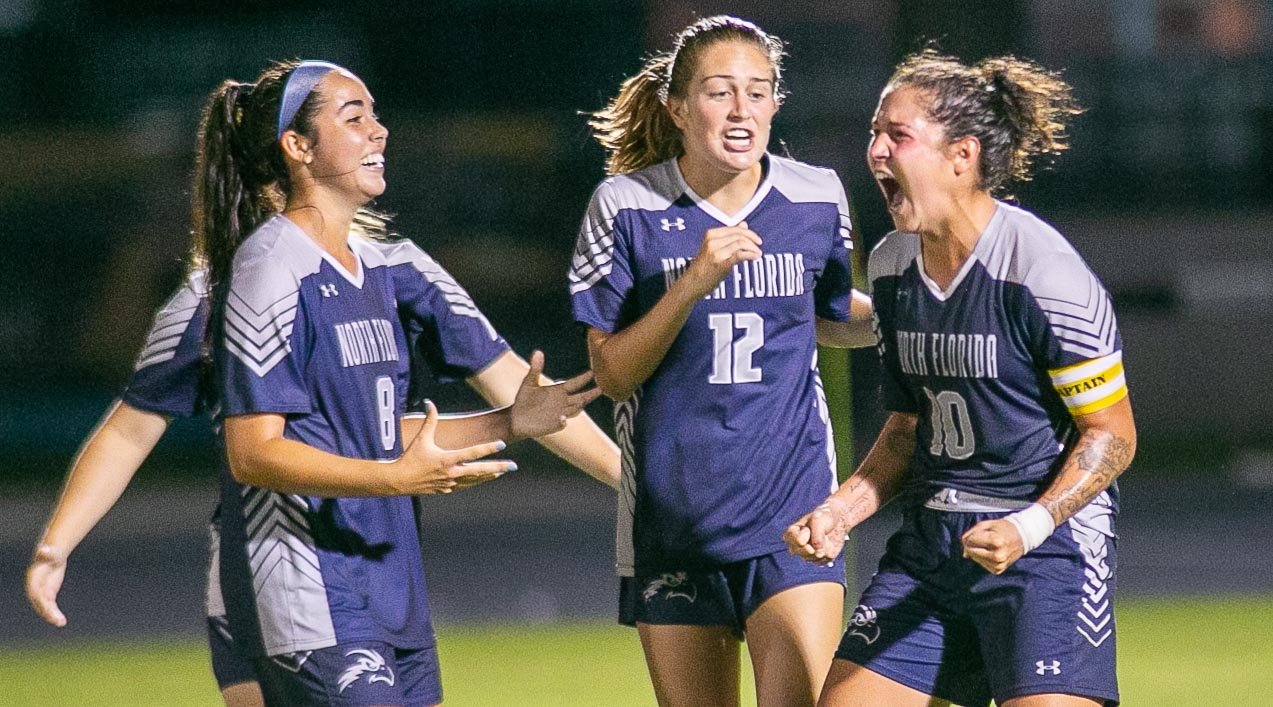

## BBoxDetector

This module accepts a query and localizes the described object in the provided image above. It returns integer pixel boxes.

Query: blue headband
[276,60,346,140]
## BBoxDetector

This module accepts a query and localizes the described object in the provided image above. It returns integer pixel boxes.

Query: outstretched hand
[509,351,603,440]
[784,497,852,566]
[26,544,69,627]
[397,402,515,495]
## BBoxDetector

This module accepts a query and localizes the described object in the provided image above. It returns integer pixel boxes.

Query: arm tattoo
[1040,430,1135,524]
[841,418,915,526]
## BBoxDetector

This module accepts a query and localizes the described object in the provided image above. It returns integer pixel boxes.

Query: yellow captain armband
[1048,351,1128,416]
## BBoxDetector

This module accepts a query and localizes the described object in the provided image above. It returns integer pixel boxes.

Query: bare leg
[637,623,741,707]
[1002,694,1102,707]
[219,682,265,707]
[744,582,844,707]
[818,659,951,707]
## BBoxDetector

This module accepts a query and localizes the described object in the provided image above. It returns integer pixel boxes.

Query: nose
[730,93,751,120]
[371,116,388,143]
[867,132,889,164]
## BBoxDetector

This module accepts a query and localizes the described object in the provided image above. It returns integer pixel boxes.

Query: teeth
[726,130,750,139]
[361,153,385,167]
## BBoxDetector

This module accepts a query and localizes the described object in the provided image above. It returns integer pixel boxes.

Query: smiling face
[295,70,388,205]
[867,85,962,233]
[667,40,778,186]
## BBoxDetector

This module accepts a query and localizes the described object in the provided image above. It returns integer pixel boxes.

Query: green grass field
[2,596,1269,706]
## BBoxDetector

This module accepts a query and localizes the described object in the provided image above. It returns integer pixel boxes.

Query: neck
[282,183,358,255]
[678,154,764,217]
[918,190,997,287]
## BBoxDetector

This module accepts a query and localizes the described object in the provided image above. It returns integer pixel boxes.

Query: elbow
[225,444,265,486]
[593,370,634,401]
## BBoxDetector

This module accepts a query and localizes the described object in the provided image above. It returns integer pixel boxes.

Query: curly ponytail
[886,49,1082,195]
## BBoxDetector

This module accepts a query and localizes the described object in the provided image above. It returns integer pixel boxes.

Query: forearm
[224,416,400,497]
[589,279,702,400]
[536,415,621,488]
[1036,427,1136,526]
[815,291,876,349]
[829,412,916,527]
[468,351,620,487]
[39,401,168,555]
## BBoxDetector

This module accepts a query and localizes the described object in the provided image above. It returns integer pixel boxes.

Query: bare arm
[223,406,512,497]
[785,411,917,563]
[27,400,169,626]
[814,290,876,348]
[467,350,620,489]
[589,224,762,400]
[962,396,1137,574]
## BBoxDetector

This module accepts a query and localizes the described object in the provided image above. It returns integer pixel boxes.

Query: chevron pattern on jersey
[241,487,323,595]
[811,351,838,489]
[135,282,202,370]
[1036,272,1119,358]
[613,389,640,575]
[1068,495,1114,648]
[224,287,300,377]
[410,254,498,338]
[569,218,616,294]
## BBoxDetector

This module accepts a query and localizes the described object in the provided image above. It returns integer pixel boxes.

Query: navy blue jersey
[570,155,855,573]
[870,202,1128,505]
[218,216,506,657]
[122,269,209,417]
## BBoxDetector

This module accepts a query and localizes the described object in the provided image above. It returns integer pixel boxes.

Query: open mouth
[723,129,754,152]
[876,175,903,211]
[360,154,386,170]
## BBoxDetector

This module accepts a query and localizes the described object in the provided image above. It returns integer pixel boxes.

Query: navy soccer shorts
[620,547,845,634]
[252,640,441,707]
[207,614,258,690]
[836,498,1119,706]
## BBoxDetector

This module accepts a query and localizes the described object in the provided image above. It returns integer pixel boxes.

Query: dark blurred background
[3,0,1272,644]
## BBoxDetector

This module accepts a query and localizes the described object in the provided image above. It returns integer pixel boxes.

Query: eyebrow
[337,99,367,112]
[700,75,774,85]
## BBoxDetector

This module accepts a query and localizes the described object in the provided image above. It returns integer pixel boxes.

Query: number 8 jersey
[870,201,1128,506]
[570,155,857,574]
[218,215,507,657]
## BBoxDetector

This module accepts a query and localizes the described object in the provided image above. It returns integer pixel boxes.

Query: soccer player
[571,16,874,707]
[26,270,266,707]
[785,50,1136,707]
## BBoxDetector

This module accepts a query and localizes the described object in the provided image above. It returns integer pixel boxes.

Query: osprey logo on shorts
[642,572,697,603]
[337,648,396,694]
[1035,660,1062,675]
[846,604,881,645]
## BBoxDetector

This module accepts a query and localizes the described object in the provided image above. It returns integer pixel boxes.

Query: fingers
[526,350,546,383]
[960,521,1019,575]
[443,439,509,467]
[411,401,439,445]
[569,385,604,410]
[561,369,594,393]
[26,560,68,627]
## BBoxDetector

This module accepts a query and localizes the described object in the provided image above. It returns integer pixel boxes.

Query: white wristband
[1005,503,1055,555]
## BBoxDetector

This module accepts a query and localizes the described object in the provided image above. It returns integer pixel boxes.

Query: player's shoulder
[352,234,428,269]
[591,159,683,214]
[230,216,319,305]
[767,154,844,204]
[983,202,1098,298]
[868,229,920,283]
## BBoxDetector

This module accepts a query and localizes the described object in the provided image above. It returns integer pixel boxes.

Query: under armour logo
[1035,660,1061,675]
[320,284,339,297]
[661,218,685,231]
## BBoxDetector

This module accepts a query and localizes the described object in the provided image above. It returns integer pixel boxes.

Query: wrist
[33,542,68,565]
[1005,503,1056,554]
